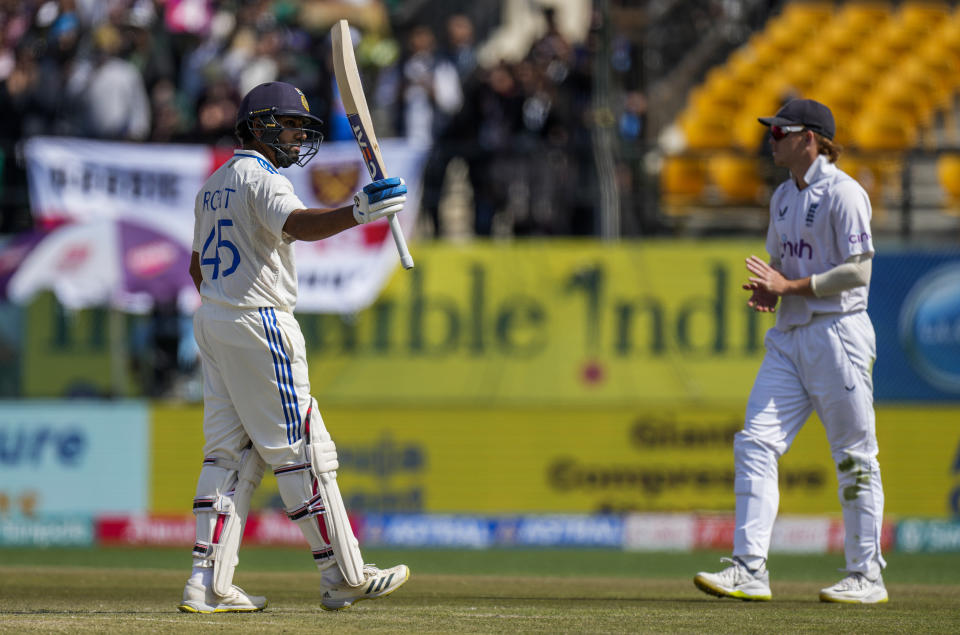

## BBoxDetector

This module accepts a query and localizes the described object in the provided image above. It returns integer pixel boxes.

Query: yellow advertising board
[21,293,121,398]
[20,241,773,402]
[299,240,774,407]
[151,404,960,518]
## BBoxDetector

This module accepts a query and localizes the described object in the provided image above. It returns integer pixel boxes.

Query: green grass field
[1,548,959,633]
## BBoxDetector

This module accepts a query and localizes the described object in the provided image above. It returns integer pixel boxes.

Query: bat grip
[387,213,414,269]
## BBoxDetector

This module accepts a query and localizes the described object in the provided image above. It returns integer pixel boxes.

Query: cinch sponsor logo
[780,236,814,260]
[848,232,871,244]
[898,263,960,393]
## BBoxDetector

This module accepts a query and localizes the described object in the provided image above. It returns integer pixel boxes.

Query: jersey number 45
[201,219,240,279]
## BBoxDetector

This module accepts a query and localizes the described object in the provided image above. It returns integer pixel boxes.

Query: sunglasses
[770,125,806,141]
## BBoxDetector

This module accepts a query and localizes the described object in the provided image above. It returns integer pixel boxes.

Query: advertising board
[0,401,149,516]
[151,404,959,517]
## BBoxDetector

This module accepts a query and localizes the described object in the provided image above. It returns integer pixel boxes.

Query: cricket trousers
[734,310,886,578]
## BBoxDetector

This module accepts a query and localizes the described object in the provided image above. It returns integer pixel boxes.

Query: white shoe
[177,576,267,613]
[819,572,888,604]
[320,563,410,611]
[694,557,772,601]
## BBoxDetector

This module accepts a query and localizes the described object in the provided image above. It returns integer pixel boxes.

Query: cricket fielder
[694,99,888,604]
[178,81,410,613]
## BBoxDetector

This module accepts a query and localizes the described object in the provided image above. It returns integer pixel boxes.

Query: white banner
[285,139,426,313]
[23,137,426,314]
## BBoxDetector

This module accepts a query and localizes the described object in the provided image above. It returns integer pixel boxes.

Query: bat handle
[387,213,414,269]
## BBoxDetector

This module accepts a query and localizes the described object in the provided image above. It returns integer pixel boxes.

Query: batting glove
[353,177,407,224]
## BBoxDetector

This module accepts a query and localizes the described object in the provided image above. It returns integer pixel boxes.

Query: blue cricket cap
[758,98,836,140]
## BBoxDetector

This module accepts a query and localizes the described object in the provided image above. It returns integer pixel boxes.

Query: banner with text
[0,400,149,516]
[299,241,775,406]
[22,136,426,313]
[151,404,960,517]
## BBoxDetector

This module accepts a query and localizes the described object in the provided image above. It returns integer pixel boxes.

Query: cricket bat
[331,19,414,269]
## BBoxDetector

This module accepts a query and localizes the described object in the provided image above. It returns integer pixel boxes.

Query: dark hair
[815,132,842,163]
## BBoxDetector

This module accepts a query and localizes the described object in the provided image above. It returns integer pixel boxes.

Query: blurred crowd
[0,0,648,239]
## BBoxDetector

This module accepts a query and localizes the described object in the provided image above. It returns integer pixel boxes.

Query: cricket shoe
[178,576,267,613]
[694,557,772,601]
[320,563,410,611]
[819,572,888,604]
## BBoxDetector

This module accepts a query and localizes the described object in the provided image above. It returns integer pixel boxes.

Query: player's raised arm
[282,178,407,242]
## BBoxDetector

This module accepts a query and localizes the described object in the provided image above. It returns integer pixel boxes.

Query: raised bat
[331,19,414,269]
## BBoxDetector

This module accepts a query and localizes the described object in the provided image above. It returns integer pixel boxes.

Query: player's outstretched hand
[745,255,791,295]
[743,255,781,312]
[353,177,407,224]
[743,283,778,312]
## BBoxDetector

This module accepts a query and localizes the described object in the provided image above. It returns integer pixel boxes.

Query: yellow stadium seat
[781,57,823,94]
[850,108,918,151]
[764,18,812,54]
[742,34,783,73]
[725,47,762,81]
[937,154,960,215]
[931,17,960,59]
[679,112,732,150]
[835,1,893,35]
[860,38,900,72]
[779,1,835,28]
[900,57,953,109]
[897,1,950,34]
[822,27,861,56]
[707,154,765,203]
[801,42,843,73]
[915,38,960,92]
[873,77,930,127]
[732,118,767,153]
[661,156,707,214]
[694,69,749,111]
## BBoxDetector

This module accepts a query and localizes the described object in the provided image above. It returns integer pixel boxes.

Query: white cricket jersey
[192,149,305,310]
[766,154,874,329]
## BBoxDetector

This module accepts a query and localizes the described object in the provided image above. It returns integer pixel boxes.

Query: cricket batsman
[178,81,410,613]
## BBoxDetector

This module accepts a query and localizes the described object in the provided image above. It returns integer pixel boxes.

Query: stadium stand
[657,0,960,238]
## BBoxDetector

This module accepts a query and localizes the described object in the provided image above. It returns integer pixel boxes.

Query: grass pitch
[1,548,958,633]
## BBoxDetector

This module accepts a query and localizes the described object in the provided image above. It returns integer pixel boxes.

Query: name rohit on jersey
[202,187,236,211]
